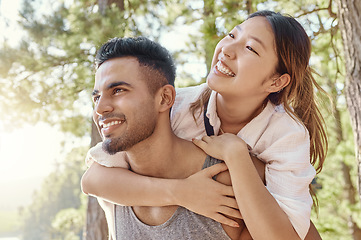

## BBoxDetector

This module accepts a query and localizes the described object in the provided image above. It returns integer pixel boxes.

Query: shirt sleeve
[257,126,315,240]
[85,142,128,168]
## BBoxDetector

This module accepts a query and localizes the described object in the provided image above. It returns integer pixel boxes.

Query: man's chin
[102,139,124,155]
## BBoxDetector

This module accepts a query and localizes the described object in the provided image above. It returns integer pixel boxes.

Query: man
[82,37,322,240]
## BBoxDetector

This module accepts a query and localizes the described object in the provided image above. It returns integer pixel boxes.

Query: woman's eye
[246,46,259,55]
[228,33,235,38]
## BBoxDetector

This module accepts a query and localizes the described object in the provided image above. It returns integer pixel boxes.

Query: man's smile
[99,119,125,136]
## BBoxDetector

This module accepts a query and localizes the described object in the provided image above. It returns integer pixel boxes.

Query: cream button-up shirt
[87,83,315,240]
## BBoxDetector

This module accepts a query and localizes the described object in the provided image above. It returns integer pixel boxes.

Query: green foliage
[51,207,86,240]
[19,146,87,240]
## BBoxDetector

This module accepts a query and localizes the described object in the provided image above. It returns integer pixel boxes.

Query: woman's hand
[176,162,241,228]
[192,133,248,161]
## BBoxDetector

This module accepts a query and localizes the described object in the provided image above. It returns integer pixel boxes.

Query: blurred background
[0,0,360,239]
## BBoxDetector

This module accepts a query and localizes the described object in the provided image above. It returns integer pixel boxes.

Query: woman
[82,10,327,240]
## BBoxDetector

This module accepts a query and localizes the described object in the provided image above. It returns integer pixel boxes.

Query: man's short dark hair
[95,37,176,94]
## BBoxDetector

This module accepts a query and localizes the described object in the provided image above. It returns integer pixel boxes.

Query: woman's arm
[193,134,302,240]
[81,161,241,227]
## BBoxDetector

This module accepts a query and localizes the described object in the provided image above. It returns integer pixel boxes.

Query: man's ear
[267,73,290,93]
[158,84,176,113]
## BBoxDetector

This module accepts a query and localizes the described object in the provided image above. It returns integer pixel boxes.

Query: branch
[295,0,336,18]
[296,7,329,18]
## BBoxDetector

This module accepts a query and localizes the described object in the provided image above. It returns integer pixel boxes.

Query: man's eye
[114,88,124,94]
[246,46,259,55]
[93,96,100,103]
[228,33,235,38]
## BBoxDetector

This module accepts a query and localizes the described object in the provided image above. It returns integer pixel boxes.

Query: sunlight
[0,122,66,209]
[0,123,64,182]
[0,0,23,46]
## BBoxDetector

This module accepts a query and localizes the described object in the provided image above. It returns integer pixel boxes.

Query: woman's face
[207,16,279,99]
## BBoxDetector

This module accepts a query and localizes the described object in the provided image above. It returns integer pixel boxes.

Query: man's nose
[94,95,114,116]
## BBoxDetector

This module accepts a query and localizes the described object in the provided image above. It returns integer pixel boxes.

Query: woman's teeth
[216,61,236,77]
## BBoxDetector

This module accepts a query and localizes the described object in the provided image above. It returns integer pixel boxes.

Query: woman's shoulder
[269,103,308,135]
[172,83,208,111]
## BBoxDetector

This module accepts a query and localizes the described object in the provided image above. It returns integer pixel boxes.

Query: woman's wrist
[224,144,249,164]
[166,178,184,206]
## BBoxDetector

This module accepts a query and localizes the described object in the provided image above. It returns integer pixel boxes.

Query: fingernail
[233,222,239,228]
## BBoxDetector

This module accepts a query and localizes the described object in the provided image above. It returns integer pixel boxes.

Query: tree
[337,0,361,197]
[337,0,361,239]
[19,146,87,240]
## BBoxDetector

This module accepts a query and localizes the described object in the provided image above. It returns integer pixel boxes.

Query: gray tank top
[114,156,231,240]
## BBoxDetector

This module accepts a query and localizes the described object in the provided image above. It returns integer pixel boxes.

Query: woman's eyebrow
[235,25,266,50]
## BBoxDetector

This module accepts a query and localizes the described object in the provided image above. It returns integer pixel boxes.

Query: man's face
[92,57,158,154]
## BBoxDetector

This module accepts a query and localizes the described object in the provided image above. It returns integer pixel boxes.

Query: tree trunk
[337,0,361,200]
[245,0,254,14]
[337,0,361,239]
[83,121,107,240]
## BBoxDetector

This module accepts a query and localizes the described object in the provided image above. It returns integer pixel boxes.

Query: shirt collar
[206,91,278,150]
[239,101,277,149]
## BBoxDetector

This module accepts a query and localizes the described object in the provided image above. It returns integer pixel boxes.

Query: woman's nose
[222,44,236,59]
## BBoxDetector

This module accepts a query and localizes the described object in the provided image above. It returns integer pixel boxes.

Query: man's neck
[125,130,205,179]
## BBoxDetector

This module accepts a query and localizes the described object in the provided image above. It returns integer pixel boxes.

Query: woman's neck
[216,93,266,134]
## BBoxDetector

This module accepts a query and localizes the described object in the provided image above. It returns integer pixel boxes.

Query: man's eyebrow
[92,81,132,96]
[92,90,99,96]
[107,81,132,89]
[235,25,266,50]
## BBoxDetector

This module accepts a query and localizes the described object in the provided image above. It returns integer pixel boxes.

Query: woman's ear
[268,73,290,93]
[158,84,176,113]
